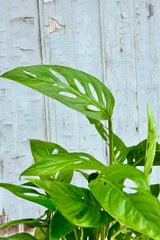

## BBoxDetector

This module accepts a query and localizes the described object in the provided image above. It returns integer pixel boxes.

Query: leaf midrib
[97,178,156,229]
[30,73,111,119]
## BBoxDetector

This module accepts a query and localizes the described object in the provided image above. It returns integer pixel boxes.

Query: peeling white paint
[45,18,65,34]
[0,0,160,233]
[23,17,34,24]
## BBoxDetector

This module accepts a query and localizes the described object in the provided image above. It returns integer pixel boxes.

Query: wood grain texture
[0,0,160,229]
[0,0,46,221]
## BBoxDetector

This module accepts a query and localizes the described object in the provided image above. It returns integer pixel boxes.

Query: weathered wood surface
[0,0,160,227]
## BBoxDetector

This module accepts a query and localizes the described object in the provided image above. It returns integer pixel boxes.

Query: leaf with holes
[30,139,73,182]
[55,170,73,183]
[0,233,37,240]
[144,105,157,181]
[0,183,55,211]
[30,139,68,162]
[26,179,112,227]
[50,211,76,240]
[21,152,106,177]
[112,134,129,164]
[127,140,160,167]
[1,65,115,120]
[87,118,129,163]
[89,164,160,239]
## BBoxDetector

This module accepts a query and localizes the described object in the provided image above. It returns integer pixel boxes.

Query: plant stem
[74,229,79,240]
[100,225,105,240]
[80,227,84,240]
[108,119,114,165]
[94,227,100,240]
[111,226,126,240]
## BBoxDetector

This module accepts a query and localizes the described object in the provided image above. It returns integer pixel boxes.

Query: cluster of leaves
[0,66,160,240]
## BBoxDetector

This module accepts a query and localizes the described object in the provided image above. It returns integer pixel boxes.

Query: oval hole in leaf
[23,192,40,197]
[73,161,83,164]
[80,156,90,160]
[49,68,69,86]
[59,92,77,98]
[88,83,99,102]
[124,179,138,188]
[87,105,100,111]
[52,148,59,154]
[123,187,138,194]
[115,151,120,158]
[74,78,85,94]
[55,171,60,178]
[52,83,59,86]
[23,70,37,78]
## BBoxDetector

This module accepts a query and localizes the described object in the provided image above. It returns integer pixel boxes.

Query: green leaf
[87,118,128,164]
[150,184,160,198]
[112,134,129,164]
[88,172,99,183]
[1,65,115,120]
[0,183,55,211]
[34,227,48,240]
[65,229,81,240]
[107,222,121,240]
[21,152,106,177]
[0,233,37,240]
[30,139,68,162]
[30,139,74,182]
[87,117,109,142]
[0,212,46,230]
[50,211,76,240]
[21,181,40,188]
[127,140,160,167]
[89,164,160,239]
[27,179,112,228]
[55,170,73,183]
[76,170,89,181]
[144,105,157,182]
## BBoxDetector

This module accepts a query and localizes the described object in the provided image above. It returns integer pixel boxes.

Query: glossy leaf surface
[1,65,115,120]
[50,211,76,240]
[21,152,106,177]
[127,140,160,166]
[30,139,73,182]
[30,139,68,162]
[87,118,129,163]
[89,164,160,239]
[0,183,55,211]
[27,179,112,227]
[144,105,157,180]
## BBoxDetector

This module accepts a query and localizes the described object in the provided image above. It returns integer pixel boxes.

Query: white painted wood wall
[0,0,160,224]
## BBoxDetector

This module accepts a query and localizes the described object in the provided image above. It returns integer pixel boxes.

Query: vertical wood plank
[0,0,46,220]
[99,0,139,146]
[40,0,108,186]
[133,0,160,184]
[42,0,107,159]
[1,0,160,225]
